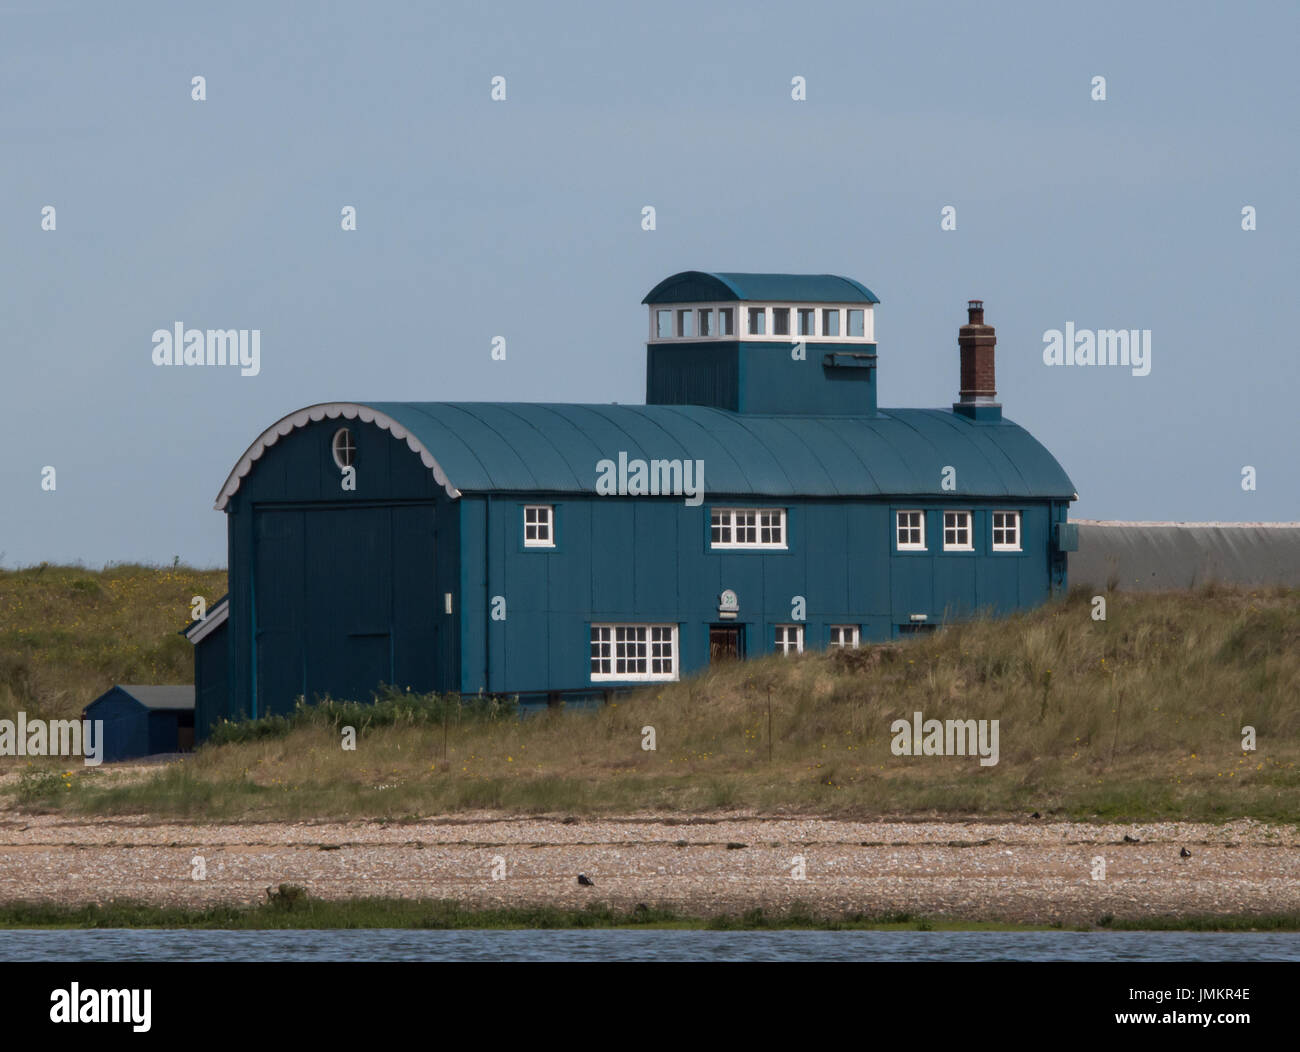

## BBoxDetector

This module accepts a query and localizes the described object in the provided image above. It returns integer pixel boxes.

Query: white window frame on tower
[647,303,874,344]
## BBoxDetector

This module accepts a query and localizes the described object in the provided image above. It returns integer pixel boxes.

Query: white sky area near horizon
[0,0,1296,568]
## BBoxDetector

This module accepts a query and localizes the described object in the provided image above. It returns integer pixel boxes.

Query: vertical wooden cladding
[251,503,437,715]
[473,496,1061,695]
[221,419,453,724]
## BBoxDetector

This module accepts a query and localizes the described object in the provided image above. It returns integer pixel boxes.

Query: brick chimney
[954,299,1001,421]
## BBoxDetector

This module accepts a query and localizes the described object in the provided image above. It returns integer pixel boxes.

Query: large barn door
[254,502,437,714]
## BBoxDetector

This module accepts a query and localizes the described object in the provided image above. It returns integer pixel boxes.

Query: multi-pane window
[992,510,1022,551]
[589,624,678,681]
[896,510,925,550]
[747,307,766,335]
[771,307,790,336]
[822,308,840,337]
[774,625,804,655]
[829,625,860,649]
[710,507,787,549]
[677,309,694,338]
[943,510,973,550]
[698,309,713,337]
[524,505,554,547]
[718,308,734,335]
[798,308,816,336]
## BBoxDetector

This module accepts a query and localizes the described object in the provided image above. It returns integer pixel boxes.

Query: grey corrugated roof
[1070,522,1300,590]
[116,685,195,710]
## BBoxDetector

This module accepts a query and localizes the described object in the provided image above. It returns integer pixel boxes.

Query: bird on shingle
[578,873,594,886]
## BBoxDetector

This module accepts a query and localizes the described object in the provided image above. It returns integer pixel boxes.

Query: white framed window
[524,505,554,547]
[774,624,804,655]
[646,302,870,342]
[331,427,356,469]
[589,624,678,681]
[992,510,1022,551]
[710,507,787,549]
[943,510,973,551]
[829,625,859,649]
[896,510,925,550]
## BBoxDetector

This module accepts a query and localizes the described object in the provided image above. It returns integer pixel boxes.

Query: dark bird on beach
[1123,835,1140,843]
[1180,847,1191,858]
[1030,812,1041,819]
[578,873,594,886]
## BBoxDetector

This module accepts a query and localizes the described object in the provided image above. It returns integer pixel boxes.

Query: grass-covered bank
[3,577,1298,822]
[2,893,1298,932]
[0,562,225,721]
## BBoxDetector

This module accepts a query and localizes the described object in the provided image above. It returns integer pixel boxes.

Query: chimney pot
[967,300,984,324]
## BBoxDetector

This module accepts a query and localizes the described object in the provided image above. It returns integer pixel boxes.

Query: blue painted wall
[194,619,228,740]
[457,492,1067,694]
[217,418,459,727]
[647,340,878,415]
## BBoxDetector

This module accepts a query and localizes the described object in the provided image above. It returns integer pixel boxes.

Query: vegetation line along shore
[3,892,1300,933]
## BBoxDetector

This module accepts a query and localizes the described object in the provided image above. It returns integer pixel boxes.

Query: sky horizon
[2,0,1296,569]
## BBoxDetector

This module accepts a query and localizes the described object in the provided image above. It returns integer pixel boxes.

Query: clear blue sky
[2,0,1296,568]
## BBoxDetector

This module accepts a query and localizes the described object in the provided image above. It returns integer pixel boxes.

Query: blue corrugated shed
[84,685,195,762]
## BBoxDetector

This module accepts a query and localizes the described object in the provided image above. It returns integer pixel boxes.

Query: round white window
[331,427,356,469]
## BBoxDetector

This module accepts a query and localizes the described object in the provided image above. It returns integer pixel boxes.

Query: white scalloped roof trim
[214,402,461,510]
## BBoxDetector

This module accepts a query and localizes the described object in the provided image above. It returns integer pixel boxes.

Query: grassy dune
[0,563,226,721]
[3,568,1296,822]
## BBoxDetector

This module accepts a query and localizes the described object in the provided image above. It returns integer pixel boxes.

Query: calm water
[0,929,1296,961]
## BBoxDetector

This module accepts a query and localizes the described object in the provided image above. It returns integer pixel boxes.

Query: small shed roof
[642,271,880,305]
[216,402,1076,508]
[96,685,195,711]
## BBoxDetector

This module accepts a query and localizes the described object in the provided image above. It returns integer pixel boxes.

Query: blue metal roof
[364,402,1075,499]
[642,271,880,305]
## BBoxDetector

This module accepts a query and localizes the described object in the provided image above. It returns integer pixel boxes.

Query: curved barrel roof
[215,401,1075,508]
[642,271,880,305]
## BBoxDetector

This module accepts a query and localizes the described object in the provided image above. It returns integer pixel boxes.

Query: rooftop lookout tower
[641,271,881,416]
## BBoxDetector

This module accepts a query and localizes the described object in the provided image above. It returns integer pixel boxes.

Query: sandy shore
[1,813,1296,924]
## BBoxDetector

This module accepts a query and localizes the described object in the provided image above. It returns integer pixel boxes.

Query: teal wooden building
[193,272,1077,738]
